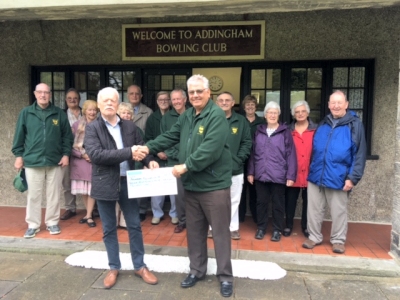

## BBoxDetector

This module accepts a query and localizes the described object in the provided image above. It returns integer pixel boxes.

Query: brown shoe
[134,267,158,285]
[60,210,76,220]
[302,238,322,249]
[103,270,119,289]
[332,243,345,254]
[174,224,186,233]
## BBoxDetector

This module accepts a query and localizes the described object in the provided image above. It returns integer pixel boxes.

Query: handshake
[131,145,149,161]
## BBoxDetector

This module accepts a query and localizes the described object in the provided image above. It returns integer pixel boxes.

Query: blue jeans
[96,177,146,270]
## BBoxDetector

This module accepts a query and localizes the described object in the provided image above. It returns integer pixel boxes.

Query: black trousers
[239,175,257,223]
[285,187,308,230]
[255,181,286,232]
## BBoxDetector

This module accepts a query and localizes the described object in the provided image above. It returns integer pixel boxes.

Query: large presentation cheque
[126,167,177,198]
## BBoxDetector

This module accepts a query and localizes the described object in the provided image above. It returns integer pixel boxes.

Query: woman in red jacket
[283,101,317,237]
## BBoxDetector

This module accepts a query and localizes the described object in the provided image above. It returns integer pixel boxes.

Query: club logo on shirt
[232,127,238,134]
[52,119,59,126]
[198,125,204,135]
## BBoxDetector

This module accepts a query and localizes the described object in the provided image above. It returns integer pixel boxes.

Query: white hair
[187,74,209,89]
[264,101,281,115]
[97,87,119,102]
[291,100,310,117]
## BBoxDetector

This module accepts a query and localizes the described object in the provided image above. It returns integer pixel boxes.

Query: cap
[13,169,28,193]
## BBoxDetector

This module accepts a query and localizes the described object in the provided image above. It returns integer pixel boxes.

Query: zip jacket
[248,123,297,184]
[12,101,73,167]
[307,111,367,190]
[289,119,317,188]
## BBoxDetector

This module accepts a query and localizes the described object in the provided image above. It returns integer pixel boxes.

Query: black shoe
[255,229,265,240]
[220,281,233,297]
[60,210,76,220]
[282,227,292,237]
[302,228,310,238]
[79,217,88,224]
[180,274,204,288]
[139,213,146,222]
[271,230,281,242]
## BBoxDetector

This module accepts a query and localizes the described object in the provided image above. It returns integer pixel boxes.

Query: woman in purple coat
[70,100,98,227]
[247,101,297,242]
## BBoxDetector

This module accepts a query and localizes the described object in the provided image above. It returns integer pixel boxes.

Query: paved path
[1,237,400,299]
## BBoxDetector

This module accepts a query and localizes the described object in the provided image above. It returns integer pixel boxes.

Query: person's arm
[60,110,73,157]
[347,121,367,186]
[11,110,26,158]
[146,117,182,154]
[236,121,252,163]
[160,115,180,160]
[285,128,297,182]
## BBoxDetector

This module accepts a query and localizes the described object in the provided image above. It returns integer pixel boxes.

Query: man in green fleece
[212,91,251,240]
[12,83,73,238]
[138,75,234,297]
[160,89,187,233]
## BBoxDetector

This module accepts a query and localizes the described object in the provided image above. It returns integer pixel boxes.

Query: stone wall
[0,7,399,223]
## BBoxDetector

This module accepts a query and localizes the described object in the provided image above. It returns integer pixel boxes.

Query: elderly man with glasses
[138,75,234,297]
[12,83,73,238]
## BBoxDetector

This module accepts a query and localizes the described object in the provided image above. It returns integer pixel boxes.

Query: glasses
[188,89,207,96]
[294,110,308,115]
[217,99,233,103]
[35,91,50,95]
[266,111,279,115]
[157,99,170,103]
[67,97,79,101]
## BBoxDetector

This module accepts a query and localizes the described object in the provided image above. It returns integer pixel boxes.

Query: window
[251,68,281,114]
[248,60,374,156]
[108,70,136,102]
[39,71,66,108]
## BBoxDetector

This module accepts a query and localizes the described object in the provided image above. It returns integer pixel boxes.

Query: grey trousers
[307,182,349,245]
[185,188,233,282]
[176,178,186,226]
[62,165,76,211]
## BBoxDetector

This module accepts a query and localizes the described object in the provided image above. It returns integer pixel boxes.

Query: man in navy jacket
[302,90,367,254]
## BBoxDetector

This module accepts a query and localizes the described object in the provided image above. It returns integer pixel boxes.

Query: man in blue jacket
[302,90,367,254]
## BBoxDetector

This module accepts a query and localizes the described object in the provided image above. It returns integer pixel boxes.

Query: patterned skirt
[71,180,91,196]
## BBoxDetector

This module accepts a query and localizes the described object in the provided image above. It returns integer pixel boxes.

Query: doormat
[65,250,286,280]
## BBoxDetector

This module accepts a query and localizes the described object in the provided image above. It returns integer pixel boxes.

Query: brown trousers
[185,188,233,282]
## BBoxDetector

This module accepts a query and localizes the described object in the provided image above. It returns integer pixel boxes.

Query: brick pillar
[391,64,400,259]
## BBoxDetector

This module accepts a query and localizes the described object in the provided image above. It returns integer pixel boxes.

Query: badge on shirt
[52,119,59,126]
[232,127,238,134]
[198,125,204,135]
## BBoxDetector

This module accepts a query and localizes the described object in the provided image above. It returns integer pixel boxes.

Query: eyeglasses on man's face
[35,91,51,95]
[188,88,207,96]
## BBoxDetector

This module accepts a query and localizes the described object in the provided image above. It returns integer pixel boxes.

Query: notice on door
[122,21,265,61]
[126,167,177,199]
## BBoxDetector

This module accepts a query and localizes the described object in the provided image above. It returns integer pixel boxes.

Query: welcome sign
[122,21,265,61]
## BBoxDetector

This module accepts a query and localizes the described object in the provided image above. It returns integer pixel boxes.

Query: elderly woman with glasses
[247,101,297,242]
[283,100,317,238]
